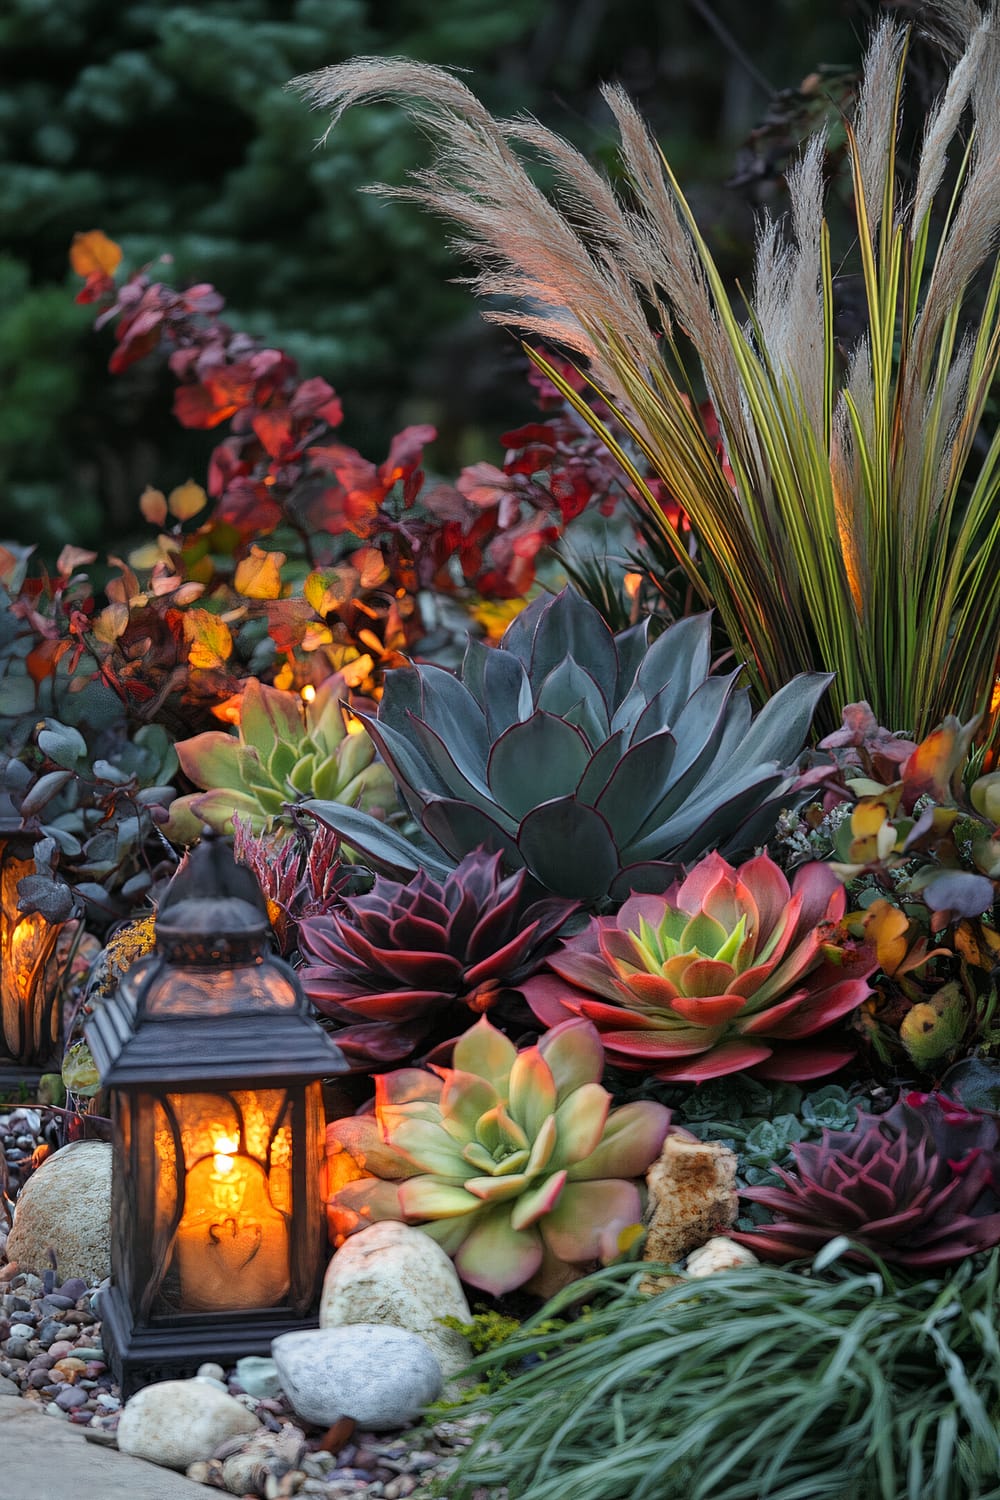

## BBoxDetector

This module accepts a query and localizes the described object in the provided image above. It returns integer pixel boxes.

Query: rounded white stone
[272,1324,442,1430]
[117,1378,260,1470]
[6,1141,111,1284]
[685,1236,761,1277]
[320,1222,473,1379]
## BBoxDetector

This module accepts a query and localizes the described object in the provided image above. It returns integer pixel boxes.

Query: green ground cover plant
[442,1254,1000,1500]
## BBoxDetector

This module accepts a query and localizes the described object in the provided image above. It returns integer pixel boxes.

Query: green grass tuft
[445,1252,1000,1500]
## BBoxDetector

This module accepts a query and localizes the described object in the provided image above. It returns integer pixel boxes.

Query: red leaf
[252,408,294,459]
[173,384,238,429]
[377,424,436,486]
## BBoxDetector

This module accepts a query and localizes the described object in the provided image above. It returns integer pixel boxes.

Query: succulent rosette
[324,1015,672,1295]
[523,851,877,1082]
[734,1092,1000,1267]
[298,850,577,1069]
[164,676,397,841]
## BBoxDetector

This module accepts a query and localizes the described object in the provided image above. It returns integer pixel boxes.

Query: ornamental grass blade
[295,17,1000,741]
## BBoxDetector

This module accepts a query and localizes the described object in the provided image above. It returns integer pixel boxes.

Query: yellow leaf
[183,608,233,671]
[139,486,168,526]
[234,545,286,600]
[128,541,166,571]
[167,480,208,521]
[305,568,353,616]
[69,230,122,278]
[92,603,130,645]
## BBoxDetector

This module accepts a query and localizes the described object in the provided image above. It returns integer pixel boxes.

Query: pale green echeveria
[164,676,398,842]
[307,589,831,905]
[325,1014,672,1296]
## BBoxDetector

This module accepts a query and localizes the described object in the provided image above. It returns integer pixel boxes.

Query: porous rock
[642,1134,738,1266]
[5,1142,112,1284]
[685,1235,761,1277]
[116,1378,260,1470]
[272,1324,442,1430]
[320,1222,473,1379]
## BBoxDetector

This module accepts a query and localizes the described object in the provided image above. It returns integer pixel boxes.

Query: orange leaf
[351,546,389,590]
[168,480,208,521]
[69,230,123,279]
[25,637,72,685]
[55,545,97,578]
[139,486,168,526]
[183,608,233,671]
[92,603,130,645]
[233,545,286,600]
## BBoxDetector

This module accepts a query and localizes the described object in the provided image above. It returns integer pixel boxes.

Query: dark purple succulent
[297,848,577,1070]
[735,1091,1000,1268]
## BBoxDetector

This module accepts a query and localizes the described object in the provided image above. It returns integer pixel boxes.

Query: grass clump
[445,1251,1000,1500]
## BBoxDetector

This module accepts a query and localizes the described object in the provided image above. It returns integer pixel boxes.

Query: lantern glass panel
[138,960,299,1018]
[0,843,62,1067]
[149,1088,296,1314]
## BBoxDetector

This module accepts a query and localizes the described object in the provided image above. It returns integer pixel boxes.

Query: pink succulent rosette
[324,1015,671,1296]
[522,852,877,1083]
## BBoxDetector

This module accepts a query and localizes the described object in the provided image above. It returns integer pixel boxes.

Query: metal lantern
[0,816,63,1090]
[85,830,346,1395]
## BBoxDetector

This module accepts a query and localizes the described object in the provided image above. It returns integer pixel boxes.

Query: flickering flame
[300,683,316,703]
[623,572,643,600]
[212,1133,240,1174]
[345,716,365,735]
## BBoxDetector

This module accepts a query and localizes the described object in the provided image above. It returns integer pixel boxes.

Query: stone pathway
[0,1393,209,1500]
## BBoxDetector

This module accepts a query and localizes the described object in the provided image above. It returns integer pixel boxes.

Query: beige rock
[117,1378,260,1470]
[685,1235,760,1277]
[5,1141,111,1283]
[642,1134,738,1267]
[320,1221,473,1379]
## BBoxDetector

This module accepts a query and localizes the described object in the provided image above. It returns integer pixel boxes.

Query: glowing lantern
[85,829,346,1394]
[0,816,63,1086]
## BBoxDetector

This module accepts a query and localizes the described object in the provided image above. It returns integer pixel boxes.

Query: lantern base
[97,1283,322,1398]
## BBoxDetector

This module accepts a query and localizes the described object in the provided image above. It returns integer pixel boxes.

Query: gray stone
[5,1141,112,1284]
[0,1375,18,1396]
[272,1325,442,1430]
[236,1354,282,1399]
[117,1377,260,1470]
[320,1222,473,1381]
[0,1394,210,1500]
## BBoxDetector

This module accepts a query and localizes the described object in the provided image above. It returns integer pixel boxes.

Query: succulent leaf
[299,850,577,1071]
[304,591,827,903]
[325,1015,671,1295]
[526,850,877,1082]
[735,1092,1000,1267]
[165,676,396,842]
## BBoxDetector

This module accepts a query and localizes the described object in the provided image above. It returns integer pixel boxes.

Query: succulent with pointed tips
[308,589,830,905]
[735,1091,1000,1267]
[164,676,397,841]
[325,1014,672,1296]
[298,849,577,1069]
[523,851,877,1082]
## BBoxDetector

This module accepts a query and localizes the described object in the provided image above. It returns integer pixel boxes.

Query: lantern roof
[155,828,271,963]
[85,831,346,1087]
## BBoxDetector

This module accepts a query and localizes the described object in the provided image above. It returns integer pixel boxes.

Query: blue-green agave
[309,590,830,904]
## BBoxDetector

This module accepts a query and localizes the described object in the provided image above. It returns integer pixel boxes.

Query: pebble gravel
[1,1106,504,1499]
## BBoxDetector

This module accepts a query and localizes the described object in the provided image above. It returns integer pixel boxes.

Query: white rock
[320,1222,473,1379]
[272,1325,442,1430]
[685,1236,761,1277]
[117,1378,260,1470]
[6,1141,112,1284]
